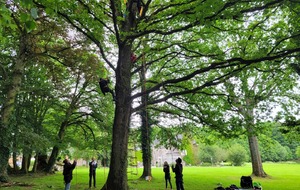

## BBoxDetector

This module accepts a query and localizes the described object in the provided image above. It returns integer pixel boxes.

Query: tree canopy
[1,0,300,189]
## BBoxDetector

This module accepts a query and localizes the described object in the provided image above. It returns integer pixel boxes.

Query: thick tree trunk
[101,1,139,188]
[46,145,60,173]
[36,154,48,172]
[0,32,28,182]
[45,123,67,173]
[102,47,132,189]
[248,134,267,177]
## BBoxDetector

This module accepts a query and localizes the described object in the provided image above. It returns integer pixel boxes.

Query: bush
[296,146,300,160]
[228,144,247,166]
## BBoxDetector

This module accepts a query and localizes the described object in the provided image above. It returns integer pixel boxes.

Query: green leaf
[21,0,33,8]
[30,8,38,19]
[25,20,36,32]
[20,13,29,22]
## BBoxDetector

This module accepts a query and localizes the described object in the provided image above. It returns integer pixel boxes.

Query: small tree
[199,145,217,165]
[228,144,247,166]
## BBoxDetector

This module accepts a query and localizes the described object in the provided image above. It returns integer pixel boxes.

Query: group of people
[164,157,185,190]
[62,156,97,190]
[62,156,184,190]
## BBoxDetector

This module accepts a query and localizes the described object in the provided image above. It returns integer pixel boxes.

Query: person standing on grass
[163,161,173,190]
[89,157,98,188]
[172,157,184,190]
[63,156,77,190]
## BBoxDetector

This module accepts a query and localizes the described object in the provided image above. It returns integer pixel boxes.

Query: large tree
[222,64,296,177]
[0,1,38,181]
[0,1,108,180]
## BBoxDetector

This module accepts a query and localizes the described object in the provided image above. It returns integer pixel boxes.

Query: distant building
[152,146,186,167]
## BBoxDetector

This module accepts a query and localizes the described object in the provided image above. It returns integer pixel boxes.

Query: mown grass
[1,162,299,190]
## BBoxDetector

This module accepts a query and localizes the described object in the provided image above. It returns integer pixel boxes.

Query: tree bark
[140,60,152,179]
[140,107,152,179]
[245,97,267,177]
[248,134,267,177]
[21,153,29,174]
[20,151,32,173]
[45,145,60,173]
[45,121,68,173]
[102,47,132,189]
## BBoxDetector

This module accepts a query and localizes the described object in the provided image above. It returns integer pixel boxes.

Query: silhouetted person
[163,161,173,190]
[89,157,97,188]
[99,78,116,101]
[63,156,77,190]
[172,157,184,190]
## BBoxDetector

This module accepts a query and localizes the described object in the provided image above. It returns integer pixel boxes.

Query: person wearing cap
[171,157,184,190]
[63,156,77,190]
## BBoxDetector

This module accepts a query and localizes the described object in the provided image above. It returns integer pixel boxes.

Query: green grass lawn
[1,162,299,190]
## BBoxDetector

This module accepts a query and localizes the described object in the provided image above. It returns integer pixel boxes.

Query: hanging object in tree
[137,0,144,16]
[130,53,137,63]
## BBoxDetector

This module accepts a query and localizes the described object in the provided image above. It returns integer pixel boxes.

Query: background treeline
[183,123,300,166]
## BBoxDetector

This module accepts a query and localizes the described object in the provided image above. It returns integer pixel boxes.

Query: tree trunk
[0,144,10,182]
[244,96,267,177]
[140,107,152,179]
[31,153,39,173]
[102,47,132,189]
[0,32,28,182]
[101,1,139,188]
[140,60,152,179]
[20,148,32,174]
[12,151,18,172]
[21,153,29,174]
[45,145,60,173]
[36,154,48,172]
[248,134,267,177]
[45,122,67,173]
[27,154,32,171]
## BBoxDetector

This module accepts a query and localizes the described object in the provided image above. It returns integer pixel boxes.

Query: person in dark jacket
[98,78,116,101]
[171,157,184,190]
[89,157,98,188]
[63,157,77,190]
[163,161,172,190]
